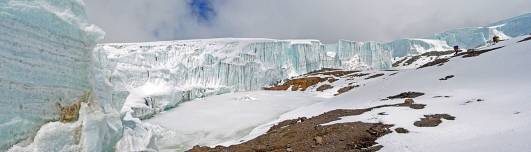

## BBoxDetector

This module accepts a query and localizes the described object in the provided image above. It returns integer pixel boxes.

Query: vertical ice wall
[97,39,393,118]
[0,0,120,151]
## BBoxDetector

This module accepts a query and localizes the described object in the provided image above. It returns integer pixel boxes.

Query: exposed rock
[404,98,414,104]
[327,78,339,83]
[387,92,425,99]
[57,92,91,123]
[264,77,326,91]
[365,73,385,80]
[58,102,81,123]
[377,112,388,116]
[418,58,450,69]
[334,85,359,96]
[414,114,456,127]
[518,36,531,43]
[393,50,454,67]
[394,128,409,134]
[458,47,504,58]
[392,57,409,67]
[316,84,334,92]
[347,73,371,78]
[314,136,324,145]
[188,102,428,152]
[439,75,455,80]
[463,98,484,105]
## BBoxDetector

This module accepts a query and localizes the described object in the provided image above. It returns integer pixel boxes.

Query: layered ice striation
[1,0,122,151]
[96,39,393,119]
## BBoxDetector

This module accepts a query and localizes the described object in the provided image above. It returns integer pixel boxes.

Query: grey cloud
[85,0,531,43]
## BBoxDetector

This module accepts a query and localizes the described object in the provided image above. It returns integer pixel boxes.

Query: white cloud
[85,0,531,43]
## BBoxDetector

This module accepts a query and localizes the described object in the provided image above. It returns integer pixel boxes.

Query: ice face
[0,0,119,151]
[96,39,393,118]
[489,13,531,37]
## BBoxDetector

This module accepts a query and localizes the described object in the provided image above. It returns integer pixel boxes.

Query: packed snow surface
[145,91,323,151]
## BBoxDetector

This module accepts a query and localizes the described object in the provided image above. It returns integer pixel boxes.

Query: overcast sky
[85,0,531,43]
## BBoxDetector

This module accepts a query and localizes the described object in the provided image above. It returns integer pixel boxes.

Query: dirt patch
[387,92,425,99]
[57,102,81,123]
[365,73,385,80]
[328,78,339,83]
[394,128,409,134]
[414,114,455,127]
[57,92,91,123]
[518,36,531,43]
[189,100,425,152]
[264,77,326,91]
[418,58,450,69]
[316,84,334,92]
[334,85,359,96]
[439,75,455,80]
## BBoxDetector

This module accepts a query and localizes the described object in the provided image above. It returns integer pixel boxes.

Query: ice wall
[0,0,120,151]
[96,39,392,118]
[489,13,531,37]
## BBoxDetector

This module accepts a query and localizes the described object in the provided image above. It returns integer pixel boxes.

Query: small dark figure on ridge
[453,45,460,55]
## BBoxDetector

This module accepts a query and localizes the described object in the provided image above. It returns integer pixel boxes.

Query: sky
[85,0,531,43]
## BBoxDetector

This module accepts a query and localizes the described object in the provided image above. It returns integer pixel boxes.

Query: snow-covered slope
[0,0,123,151]
[228,35,531,151]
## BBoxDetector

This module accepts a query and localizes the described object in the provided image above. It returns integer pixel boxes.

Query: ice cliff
[0,0,121,151]
[96,39,393,118]
[96,13,531,120]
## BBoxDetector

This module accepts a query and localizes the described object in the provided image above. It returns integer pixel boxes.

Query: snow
[144,91,323,151]
[233,36,531,151]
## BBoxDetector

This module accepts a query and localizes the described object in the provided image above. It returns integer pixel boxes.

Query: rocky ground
[188,98,438,152]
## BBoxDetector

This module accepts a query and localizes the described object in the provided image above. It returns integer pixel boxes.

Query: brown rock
[314,136,323,145]
[316,84,333,92]
[394,127,409,134]
[414,114,456,127]
[404,98,414,104]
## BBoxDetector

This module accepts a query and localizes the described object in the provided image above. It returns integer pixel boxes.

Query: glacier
[95,12,531,120]
[96,39,393,119]
[0,0,530,150]
[0,0,122,151]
